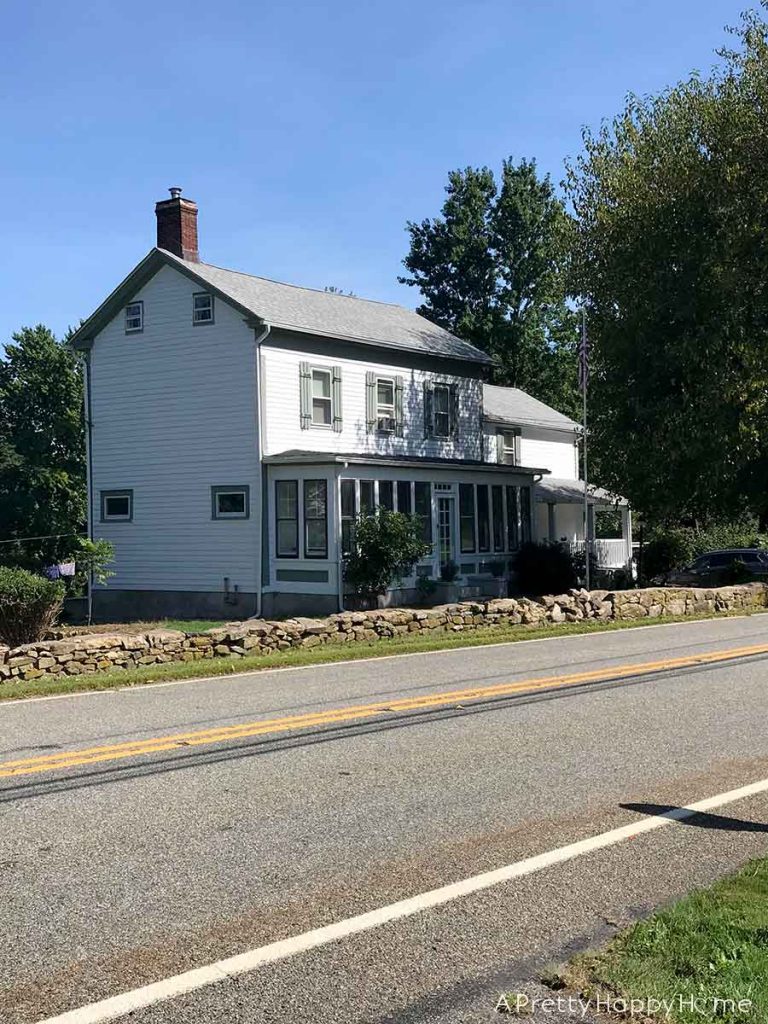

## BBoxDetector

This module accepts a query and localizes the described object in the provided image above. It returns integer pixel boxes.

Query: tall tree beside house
[566,7,768,524]
[399,158,580,419]
[0,325,86,568]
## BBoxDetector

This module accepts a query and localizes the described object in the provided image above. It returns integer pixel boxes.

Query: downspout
[83,350,94,625]
[253,321,271,618]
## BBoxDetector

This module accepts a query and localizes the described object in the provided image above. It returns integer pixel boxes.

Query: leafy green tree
[0,325,86,568]
[344,510,430,602]
[566,7,768,524]
[400,158,580,418]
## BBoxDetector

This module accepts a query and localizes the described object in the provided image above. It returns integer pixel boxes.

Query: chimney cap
[168,186,183,199]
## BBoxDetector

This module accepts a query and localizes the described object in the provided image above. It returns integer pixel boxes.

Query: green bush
[0,566,65,647]
[344,509,431,602]
[642,518,768,582]
[512,541,579,596]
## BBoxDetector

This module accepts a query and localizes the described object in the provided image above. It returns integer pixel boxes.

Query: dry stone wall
[1,583,765,684]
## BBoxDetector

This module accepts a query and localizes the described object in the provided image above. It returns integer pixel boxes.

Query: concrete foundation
[91,589,259,623]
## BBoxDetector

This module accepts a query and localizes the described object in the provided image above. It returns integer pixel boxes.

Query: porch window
[378,480,394,511]
[396,480,412,515]
[459,483,475,553]
[340,479,356,556]
[506,486,520,550]
[304,480,328,558]
[477,485,490,552]
[275,480,299,557]
[492,486,505,552]
[360,480,375,514]
[414,482,432,547]
[520,486,532,543]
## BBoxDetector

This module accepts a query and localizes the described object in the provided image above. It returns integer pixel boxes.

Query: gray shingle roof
[536,477,628,506]
[165,250,491,364]
[483,383,579,431]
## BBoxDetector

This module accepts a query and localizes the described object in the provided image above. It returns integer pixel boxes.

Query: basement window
[101,490,133,522]
[212,486,250,520]
[193,292,214,324]
[125,302,143,333]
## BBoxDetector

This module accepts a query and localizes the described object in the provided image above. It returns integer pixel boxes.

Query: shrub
[512,541,578,596]
[440,560,460,582]
[344,510,431,601]
[0,567,65,647]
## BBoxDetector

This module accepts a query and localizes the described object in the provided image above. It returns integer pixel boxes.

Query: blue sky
[0,0,748,345]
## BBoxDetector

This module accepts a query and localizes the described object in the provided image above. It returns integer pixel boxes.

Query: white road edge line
[6,612,765,707]
[37,775,768,1024]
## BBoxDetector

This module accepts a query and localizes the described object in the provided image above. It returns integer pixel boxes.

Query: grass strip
[558,855,768,1023]
[1,608,765,703]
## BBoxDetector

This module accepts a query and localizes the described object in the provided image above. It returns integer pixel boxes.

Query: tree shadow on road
[621,802,768,832]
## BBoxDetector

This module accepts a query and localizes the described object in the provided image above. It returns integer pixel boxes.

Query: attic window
[125,302,143,333]
[193,292,214,324]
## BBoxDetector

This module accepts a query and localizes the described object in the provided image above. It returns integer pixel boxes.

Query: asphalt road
[3,614,768,1024]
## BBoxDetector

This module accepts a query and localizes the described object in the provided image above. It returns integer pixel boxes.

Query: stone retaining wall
[1,583,766,684]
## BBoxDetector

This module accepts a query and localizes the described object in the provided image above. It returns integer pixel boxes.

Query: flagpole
[581,308,590,591]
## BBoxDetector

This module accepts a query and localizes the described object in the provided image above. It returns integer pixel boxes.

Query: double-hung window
[275,481,299,557]
[125,302,143,333]
[432,383,451,437]
[193,292,214,324]
[376,378,396,433]
[304,480,328,558]
[311,369,333,426]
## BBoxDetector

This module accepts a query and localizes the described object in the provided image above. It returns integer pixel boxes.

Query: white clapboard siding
[89,264,260,593]
[261,346,484,461]
[484,427,578,479]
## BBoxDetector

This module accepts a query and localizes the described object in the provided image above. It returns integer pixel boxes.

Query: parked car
[653,549,768,587]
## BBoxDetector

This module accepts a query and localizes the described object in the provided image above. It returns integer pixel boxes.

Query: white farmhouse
[70,190,631,619]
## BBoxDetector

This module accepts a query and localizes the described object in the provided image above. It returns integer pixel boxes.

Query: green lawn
[563,857,768,1022]
[1,607,765,702]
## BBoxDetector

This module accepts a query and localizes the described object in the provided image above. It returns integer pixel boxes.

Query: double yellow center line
[2,640,768,780]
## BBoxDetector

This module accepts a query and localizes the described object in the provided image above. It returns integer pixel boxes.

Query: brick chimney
[155,187,199,261]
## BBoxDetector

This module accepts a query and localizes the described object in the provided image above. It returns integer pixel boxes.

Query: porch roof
[535,477,629,507]
[264,450,549,476]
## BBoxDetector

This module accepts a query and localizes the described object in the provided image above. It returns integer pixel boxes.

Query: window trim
[310,366,334,428]
[211,485,250,520]
[303,479,328,559]
[192,292,215,326]
[275,480,299,559]
[124,302,143,334]
[100,489,133,522]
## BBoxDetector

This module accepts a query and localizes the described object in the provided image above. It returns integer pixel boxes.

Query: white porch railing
[570,539,632,569]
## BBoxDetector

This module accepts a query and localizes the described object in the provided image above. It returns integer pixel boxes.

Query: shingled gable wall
[1,584,765,684]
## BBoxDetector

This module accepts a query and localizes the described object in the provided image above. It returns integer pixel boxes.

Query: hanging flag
[578,315,589,390]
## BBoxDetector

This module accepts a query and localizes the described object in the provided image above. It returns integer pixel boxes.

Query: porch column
[547,503,556,542]
[586,504,595,554]
[621,505,633,567]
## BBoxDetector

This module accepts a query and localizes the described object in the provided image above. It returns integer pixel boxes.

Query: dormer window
[193,292,214,324]
[376,378,396,432]
[125,302,143,333]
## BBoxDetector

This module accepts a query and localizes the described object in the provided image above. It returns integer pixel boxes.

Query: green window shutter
[423,381,433,438]
[332,366,343,433]
[394,376,405,437]
[299,362,311,430]
[365,371,376,433]
[449,383,460,437]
